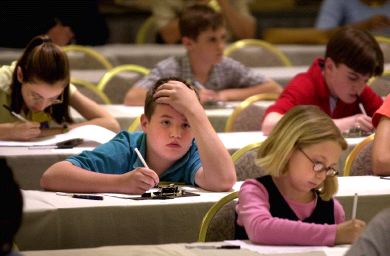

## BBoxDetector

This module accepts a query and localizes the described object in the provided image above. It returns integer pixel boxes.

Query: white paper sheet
[0,124,116,146]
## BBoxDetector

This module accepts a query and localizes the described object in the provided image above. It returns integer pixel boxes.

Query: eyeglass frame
[297,147,339,177]
[26,87,64,105]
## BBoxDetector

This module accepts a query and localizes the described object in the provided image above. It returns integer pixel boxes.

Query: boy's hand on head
[12,121,41,141]
[121,167,159,194]
[154,80,202,116]
[335,219,366,244]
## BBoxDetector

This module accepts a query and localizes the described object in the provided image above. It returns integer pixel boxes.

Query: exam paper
[0,125,116,146]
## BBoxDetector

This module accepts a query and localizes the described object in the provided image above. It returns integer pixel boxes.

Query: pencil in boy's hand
[134,147,149,169]
[358,103,367,116]
[3,104,28,122]
[351,193,358,219]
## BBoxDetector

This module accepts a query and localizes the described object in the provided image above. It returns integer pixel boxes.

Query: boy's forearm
[188,110,236,191]
[40,161,121,193]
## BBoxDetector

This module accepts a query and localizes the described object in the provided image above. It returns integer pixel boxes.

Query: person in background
[262,27,383,135]
[0,158,23,256]
[236,105,366,245]
[345,207,390,256]
[0,0,108,47]
[124,4,281,105]
[41,77,236,194]
[316,0,390,37]
[0,35,119,141]
[371,95,390,175]
[151,0,256,44]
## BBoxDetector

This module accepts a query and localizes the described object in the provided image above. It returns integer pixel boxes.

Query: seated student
[41,78,236,193]
[371,95,390,175]
[345,207,390,256]
[124,4,281,106]
[0,35,120,141]
[316,0,390,37]
[236,105,366,245]
[262,27,384,135]
[0,158,23,256]
[151,0,256,44]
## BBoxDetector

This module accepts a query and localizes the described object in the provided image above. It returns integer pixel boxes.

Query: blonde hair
[256,105,347,200]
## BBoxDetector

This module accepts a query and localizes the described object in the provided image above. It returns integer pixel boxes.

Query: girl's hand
[12,122,41,141]
[335,219,366,244]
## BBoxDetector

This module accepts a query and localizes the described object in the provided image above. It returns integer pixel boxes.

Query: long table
[21,241,350,256]
[16,176,390,251]
[70,102,274,132]
[1,131,366,190]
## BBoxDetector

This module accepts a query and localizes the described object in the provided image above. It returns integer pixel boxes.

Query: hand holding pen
[120,147,159,194]
[3,104,41,140]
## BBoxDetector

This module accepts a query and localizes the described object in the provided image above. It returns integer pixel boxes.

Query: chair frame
[375,36,390,45]
[231,141,263,162]
[128,116,141,132]
[71,78,111,104]
[198,191,238,242]
[224,93,278,132]
[97,64,150,92]
[63,45,113,70]
[136,16,157,44]
[224,39,293,67]
[343,134,375,176]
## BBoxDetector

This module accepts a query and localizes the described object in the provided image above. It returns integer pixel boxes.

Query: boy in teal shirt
[41,78,236,194]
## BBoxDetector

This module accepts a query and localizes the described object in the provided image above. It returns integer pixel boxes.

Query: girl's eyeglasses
[28,90,63,105]
[298,147,339,177]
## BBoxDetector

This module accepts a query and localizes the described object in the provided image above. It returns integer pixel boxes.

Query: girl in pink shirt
[236,105,366,246]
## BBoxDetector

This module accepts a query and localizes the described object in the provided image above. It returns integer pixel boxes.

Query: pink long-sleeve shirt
[236,179,345,246]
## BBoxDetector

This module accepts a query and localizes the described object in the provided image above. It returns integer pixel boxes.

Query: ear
[17,66,23,83]
[324,57,335,72]
[140,114,149,132]
[182,36,193,49]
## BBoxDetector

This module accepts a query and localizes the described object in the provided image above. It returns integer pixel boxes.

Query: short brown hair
[179,4,224,40]
[325,27,384,77]
[144,77,199,120]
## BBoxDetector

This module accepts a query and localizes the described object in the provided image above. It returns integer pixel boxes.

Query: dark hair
[0,159,23,256]
[144,77,199,120]
[325,27,384,77]
[10,35,72,124]
[179,4,224,40]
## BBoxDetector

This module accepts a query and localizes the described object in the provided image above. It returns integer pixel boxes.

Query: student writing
[236,105,366,245]
[262,27,384,135]
[0,35,120,141]
[41,77,236,194]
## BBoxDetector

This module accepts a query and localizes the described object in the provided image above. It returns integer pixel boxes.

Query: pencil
[3,104,28,122]
[134,147,149,169]
[351,193,358,219]
[358,103,367,116]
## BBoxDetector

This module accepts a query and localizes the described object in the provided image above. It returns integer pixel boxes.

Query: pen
[134,147,149,168]
[185,245,240,249]
[134,147,160,188]
[358,103,367,116]
[351,193,358,219]
[56,192,103,200]
[3,104,28,122]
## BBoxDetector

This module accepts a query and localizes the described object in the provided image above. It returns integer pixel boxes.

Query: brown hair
[144,77,199,120]
[179,4,224,40]
[325,27,384,77]
[10,35,72,124]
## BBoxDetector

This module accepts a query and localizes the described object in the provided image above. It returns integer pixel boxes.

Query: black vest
[235,175,335,240]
